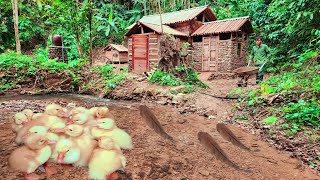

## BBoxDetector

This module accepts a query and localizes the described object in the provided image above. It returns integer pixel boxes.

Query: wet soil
[0,95,319,180]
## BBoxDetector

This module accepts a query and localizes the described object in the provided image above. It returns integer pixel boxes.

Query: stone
[156,101,167,105]
[170,85,186,93]
[199,170,210,176]
[172,93,186,104]
[178,119,187,124]
[98,93,106,98]
[161,165,170,172]
[137,77,146,82]
[132,87,145,95]
[146,88,156,96]
[208,115,216,120]
[180,176,188,180]
[158,89,172,97]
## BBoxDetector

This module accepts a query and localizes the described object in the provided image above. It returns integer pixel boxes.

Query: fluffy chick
[8,134,52,180]
[91,118,133,150]
[64,124,97,167]
[89,137,126,180]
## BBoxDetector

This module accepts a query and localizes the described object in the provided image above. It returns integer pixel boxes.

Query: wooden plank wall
[132,34,148,72]
[119,52,128,63]
[128,33,160,71]
[128,38,132,62]
[148,34,160,66]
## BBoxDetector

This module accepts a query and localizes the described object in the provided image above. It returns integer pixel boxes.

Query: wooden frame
[132,34,149,72]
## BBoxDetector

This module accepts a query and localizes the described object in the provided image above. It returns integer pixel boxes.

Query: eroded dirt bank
[0,96,318,180]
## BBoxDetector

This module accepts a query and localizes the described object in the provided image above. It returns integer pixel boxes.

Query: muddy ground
[0,94,319,180]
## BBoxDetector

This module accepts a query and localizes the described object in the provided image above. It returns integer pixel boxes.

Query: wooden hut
[125,6,254,74]
[125,5,217,73]
[191,17,254,73]
[104,44,128,63]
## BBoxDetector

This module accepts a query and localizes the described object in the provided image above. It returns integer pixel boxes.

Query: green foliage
[89,64,126,93]
[263,116,278,125]
[148,66,207,93]
[0,50,87,90]
[149,69,182,86]
[243,51,320,132]
[281,100,320,128]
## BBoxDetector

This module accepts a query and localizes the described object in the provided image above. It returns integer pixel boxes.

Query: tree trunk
[143,0,147,15]
[75,0,83,58]
[89,4,93,65]
[158,0,163,34]
[11,0,21,54]
[75,34,83,58]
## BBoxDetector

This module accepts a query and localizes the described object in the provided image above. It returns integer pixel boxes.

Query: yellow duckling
[89,137,126,180]
[89,106,114,119]
[91,118,133,150]
[69,113,96,134]
[51,139,81,165]
[15,118,65,145]
[21,109,34,121]
[64,124,97,167]
[70,106,89,117]
[12,112,29,133]
[8,134,52,180]
[69,113,95,126]
[23,126,61,145]
[44,104,70,120]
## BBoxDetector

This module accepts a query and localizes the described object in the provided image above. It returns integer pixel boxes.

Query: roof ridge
[204,16,250,24]
[141,5,209,18]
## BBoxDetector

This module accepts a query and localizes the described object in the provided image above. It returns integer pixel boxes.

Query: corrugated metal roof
[191,16,254,36]
[104,44,128,52]
[126,5,217,30]
[139,5,216,25]
[141,22,188,37]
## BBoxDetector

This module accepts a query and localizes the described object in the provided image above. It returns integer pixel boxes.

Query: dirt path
[0,95,318,180]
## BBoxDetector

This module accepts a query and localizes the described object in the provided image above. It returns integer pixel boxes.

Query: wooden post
[240,32,244,57]
[201,36,204,71]
[202,13,205,22]
[132,36,135,70]
[11,0,21,54]
[158,0,163,34]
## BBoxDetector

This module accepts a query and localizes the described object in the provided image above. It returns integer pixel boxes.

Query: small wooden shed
[125,6,217,73]
[191,17,254,73]
[104,44,128,63]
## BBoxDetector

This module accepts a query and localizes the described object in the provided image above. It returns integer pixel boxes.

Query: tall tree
[11,0,20,54]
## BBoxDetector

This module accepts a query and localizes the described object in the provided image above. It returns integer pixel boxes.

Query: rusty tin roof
[104,44,128,52]
[141,22,188,36]
[192,16,254,36]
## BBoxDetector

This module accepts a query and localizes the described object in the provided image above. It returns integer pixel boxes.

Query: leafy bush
[89,64,126,93]
[281,100,320,128]
[148,69,182,86]
[148,66,208,93]
[0,50,87,90]
[242,51,320,131]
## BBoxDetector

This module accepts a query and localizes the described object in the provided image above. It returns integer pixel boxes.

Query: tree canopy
[0,0,319,62]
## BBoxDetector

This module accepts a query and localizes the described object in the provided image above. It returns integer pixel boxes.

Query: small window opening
[193,36,202,42]
[219,33,231,40]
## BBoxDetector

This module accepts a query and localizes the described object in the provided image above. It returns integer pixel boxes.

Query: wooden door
[201,36,218,72]
[202,37,210,71]
[132,34,149,73]
[209,36,218,71]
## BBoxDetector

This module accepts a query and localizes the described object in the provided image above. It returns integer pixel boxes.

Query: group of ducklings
[9,103,133,180]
